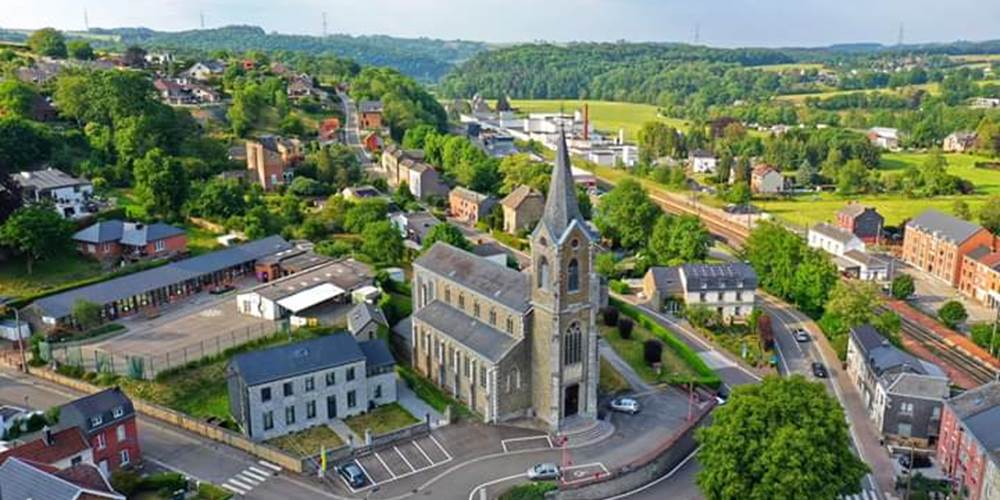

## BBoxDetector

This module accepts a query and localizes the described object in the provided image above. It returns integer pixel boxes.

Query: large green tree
[422,223,472,251]
[27,28,67,58]
[499,154,550,195]
[67,40,95,60]
[979,195,1000,235]
[133,148,189,220]
[0,81,39,119]
[594,179,660,250]
[361,221,404,264]
[0,205,73,274]
[697,376,868,499]
[648,214,711,265]
[745,221,837,316]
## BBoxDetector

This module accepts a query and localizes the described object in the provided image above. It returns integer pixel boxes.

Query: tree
[0,205,73,274]
[824,280,883,329]
[67,40,95,60]
[0,81,39,119]
[123,45,147,68]
[343,199,388,234]
[648,214,711,266]
[594,179,660,250]
[27,28,67,58]
[891,274,916,300]
[617,317,634,340]
[979,195,1000,235]
[696,376,868,500]
[422,223,472,251]
[133,149,189,220]
[643,339,663,365]
[361,221,404,264]
[0,174,23,225]
[279,115,305,136]
[401,124,437,149]
[72,299,102,331]
[595,252,617,278]
[192,178,246,221]
[938,301,968,328]
[796,159,816,188]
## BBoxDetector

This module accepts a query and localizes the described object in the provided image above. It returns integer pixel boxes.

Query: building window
[458,293,465,309]
[306,400,317,419]
[71,456,82,466]
[112,407,124,418]
[506,317,514,334]
[480,366,487,389]
[261,387,272,401]
[325,371,336,386]
[347,367,356,381]
[537,257,550,290]
[900,402,914,415]
[563,322,583,365]
[155,240,166,252]
[96,433,107,450]
[90,416,103,428]
[898,422,912,437]
[473,302,480,318]
[326,396,337,419]
[120,449,130,466]
[567,259,580,292]
[347,390,357,408]
[489,309,496,326]
[375,385,382,399]
[116,425,126,443]
[263,411,274,430]
[283,382,293,397]
[305,377,315,392]
[464,357,470,376]
[445,287,451,303]
[285,406,296,425]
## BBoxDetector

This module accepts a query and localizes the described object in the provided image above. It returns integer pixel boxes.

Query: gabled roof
[752,164,779,177]
[810,222,861,245]
[412,301,519,363]
[58,387,134,436]
[538,131,584,239]
[73,220,125,244]
[229,333,368,386]
[945,382,1000,461]
[118,222,186,246]
[0,427,90,466]
[347,303,388,334]
[500,185,544,210]
[907,209,986,245]
[358,339,395,370]
[837,203,880,220]
[450,186,492,204]
[0,458,124,500]
[883,372,950,400]
[689,149,714,158]
[14,168,90,191]
[359,100,383,113]
[680,263,758,292]
[850,325,946,379]
[414,242,531,313]
[645,266,683,295]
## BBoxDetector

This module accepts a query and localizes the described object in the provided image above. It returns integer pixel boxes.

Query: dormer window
[90,416,103,427]
[112,406,124,418]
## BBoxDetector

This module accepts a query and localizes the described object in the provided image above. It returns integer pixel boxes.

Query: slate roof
[246,258,373,302]
[229,333,368,386]
[412,301,519,363]
[472,242,507,258]
[884,372,950,400]
[0,458,123,500]
[500,185,544,210]
[359,100,383,113]
[347,303,388,334]
[689,149,714,158]
[679,263,758,292]
[403,212,441,241]
[358,339,395,370]
[58,387,135,436]
[0,427,90,466]
[33,236,292,319]
[73,220,125,244]
[946,382,1000,461]
[414,242,531,313]
[118,222,186,246]
[850,325,946,379]
[539,131,584,238]
[842,249,889,269]
[646,266,683,295]
[811,222,860,245]
[907,209,985,244]
[14,168,90,191]
[838,203,875,219]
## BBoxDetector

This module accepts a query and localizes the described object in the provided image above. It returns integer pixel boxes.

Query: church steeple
[539,130,583,238]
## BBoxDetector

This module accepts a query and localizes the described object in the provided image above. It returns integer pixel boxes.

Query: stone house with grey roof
[846,325,949,448]
[410,132,600,431]
[500,185,545,235]
[226,333,396,441]
[903,209,996,286]
[347,302,388,341]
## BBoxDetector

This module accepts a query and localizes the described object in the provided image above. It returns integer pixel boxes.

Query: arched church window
[567,259,580,292]
[563,322,583,365]
[537,257,550,290]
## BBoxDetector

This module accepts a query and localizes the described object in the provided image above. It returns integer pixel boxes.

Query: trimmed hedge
[611,297,722,389]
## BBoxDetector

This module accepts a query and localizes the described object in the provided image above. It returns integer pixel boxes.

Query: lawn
[504,99,691,141]
[265,425,344,456]
[756,152,1000,227]
[598,357,629,394]
[499,482,557,500]
[343,402,419,436]
[0,251,104,300]
[599,322,698,385]
[184,224,223,255]
[397,365,474,419]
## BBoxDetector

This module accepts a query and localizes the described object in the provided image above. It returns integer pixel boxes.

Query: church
[410,132,600,431]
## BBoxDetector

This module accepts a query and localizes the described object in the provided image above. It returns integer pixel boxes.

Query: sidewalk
[396,377,447,428]
[598,340,653,392]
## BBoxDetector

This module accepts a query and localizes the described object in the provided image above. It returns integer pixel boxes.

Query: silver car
[609,397,640,414]
[527,463,561,481]
[794,328,810,342]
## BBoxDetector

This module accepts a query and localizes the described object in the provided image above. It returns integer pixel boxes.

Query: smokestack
[583,104,589,141]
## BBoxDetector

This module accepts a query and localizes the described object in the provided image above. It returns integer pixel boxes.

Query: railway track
[897,314,998,386]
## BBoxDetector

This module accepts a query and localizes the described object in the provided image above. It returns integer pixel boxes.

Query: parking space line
[413,440,434,463]
[429,435,452,460]
[395,446,415,472]
[546,435,554,448]
[354,458,378,486]
[375,452,397,478]
[561,462,609,486]
[500,435,551,453]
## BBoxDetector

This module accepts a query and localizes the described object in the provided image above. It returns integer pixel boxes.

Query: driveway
[897,259,994,326]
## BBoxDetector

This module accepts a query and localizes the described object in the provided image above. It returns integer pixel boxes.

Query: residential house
[340,185,382,201]
[837,204,884,244]
[868,127,901,150]
[971,97,1000,109]
[944,131,978,153]
[903,209,995,286]
[845,325,949,448]
[642,267,683,312]
[15,62,61,85]
[644,263,757,318]
[153,78,196,105]
[73,220,187,261]
[390,212,442,246]
[689,149,718,174]
[449,187,496,225]
[358,101,384,130]
[959,247,1000,309]
[937,382,1000,500]
[363,132,383,152]
[246,136,303,190]
[347,303,388,341]
[287,74,321,99]
[57,388,140,475]
[750,164,784,194]
[226,333,396,441]
[808,223,890,281]
[808,222,865,256]
[0,406,26,434]
[500,185,545,235]
[0,427,93,470]
[14,168,94,219]
[318,118,341,143]
[380,145,449,200]
[0,457,125,500]
[183,60,226,81]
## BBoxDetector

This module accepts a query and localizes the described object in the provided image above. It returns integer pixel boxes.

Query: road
[337,90,373,167]
[0,368,343,500]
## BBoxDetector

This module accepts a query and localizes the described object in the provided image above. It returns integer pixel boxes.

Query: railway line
[896,313,998,386]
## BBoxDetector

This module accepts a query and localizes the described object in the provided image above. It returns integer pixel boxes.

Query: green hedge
[611,297,722,389]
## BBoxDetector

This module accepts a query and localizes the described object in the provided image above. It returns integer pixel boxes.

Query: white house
[868,127,901,150]
[808,223,865,257]
[808,223,891,281]
[14,168,94,219]
[678,263,758,319]
[689,149,718,174]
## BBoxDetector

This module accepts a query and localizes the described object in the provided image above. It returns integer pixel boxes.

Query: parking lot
[337,434,452,494]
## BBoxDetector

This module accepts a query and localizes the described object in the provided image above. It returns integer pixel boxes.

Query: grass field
[598,357,630,394]
[599,322,698,384]
[265,425,344,456]
[506,99,691,141]
[756,152,1000,227]
[775,83,941,104]
[0,251,104,300]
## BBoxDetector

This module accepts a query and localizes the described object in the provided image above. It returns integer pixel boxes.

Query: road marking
[430,434,452,460]
[235,473,260,486]
[228,478,254,491]
[222,483,247,496]
[413,440,434,463]
[605,446,699,499]
[258,460,281,472]
[375,451,397,478]
[501,435,551,453]
[248,466,271,477]
[354,458,378,487]
[773,334,792,375]
[560,462,610,486]
[395,446,415,472]
[241,469,268,482]
[468,472,527,500]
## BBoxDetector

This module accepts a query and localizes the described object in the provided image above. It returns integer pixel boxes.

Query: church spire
[540,130,582,237]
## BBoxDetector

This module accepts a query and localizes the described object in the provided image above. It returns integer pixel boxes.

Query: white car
[609,397,640,414]
[527,463,561,481]
[794,328,810,342]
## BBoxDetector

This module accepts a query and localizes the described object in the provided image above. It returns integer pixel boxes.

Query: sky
[3,0,999,47]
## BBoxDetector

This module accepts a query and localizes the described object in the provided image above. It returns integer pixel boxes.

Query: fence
[46,322,279,380]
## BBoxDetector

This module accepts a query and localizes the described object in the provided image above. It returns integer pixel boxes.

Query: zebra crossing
[841,489,881,500]
[221,460,282,497]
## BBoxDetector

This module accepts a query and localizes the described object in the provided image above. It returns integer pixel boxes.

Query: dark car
[811,362,828,378]
[899,454,933,470]
[209,284,236,295]
[338,462,367,488]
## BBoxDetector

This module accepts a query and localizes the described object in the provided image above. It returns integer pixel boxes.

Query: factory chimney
[582,104,590,141]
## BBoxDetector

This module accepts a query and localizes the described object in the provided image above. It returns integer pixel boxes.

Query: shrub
[601,306,619,327]
[617,317,634,340]
[643,339,663,366]
[140,472,186,493]
[891,274,915,300]
[609,279,630,294]
[938,300,968,328]
[111,470,142,496]
[195,482,234,500]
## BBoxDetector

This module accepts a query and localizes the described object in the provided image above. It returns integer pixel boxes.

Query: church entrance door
[564,384,579,418]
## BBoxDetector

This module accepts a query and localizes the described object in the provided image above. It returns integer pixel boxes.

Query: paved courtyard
[898,260,994,326]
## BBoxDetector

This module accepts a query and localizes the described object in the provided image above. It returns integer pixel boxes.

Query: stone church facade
[410,132,599,431]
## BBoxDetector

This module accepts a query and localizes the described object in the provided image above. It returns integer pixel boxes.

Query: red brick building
[902,209,995,286]
[57,388,141,475]
[936,382,1000,500]
[358,100,384,130]
[73,220,187,261]
[449,186,496,225]
[246,135,303,191]
[836,203,884,244]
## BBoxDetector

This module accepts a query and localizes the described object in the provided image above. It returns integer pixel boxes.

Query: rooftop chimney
[42,426,53,446]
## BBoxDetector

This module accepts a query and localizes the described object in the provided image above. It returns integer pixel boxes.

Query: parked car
[899,454,933,470]
[794,328,809,342]
[527,463,561,481]
[811,362,828,378]
[209,284,236,295]
[609,397,640,414]
[338,462,367,488]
